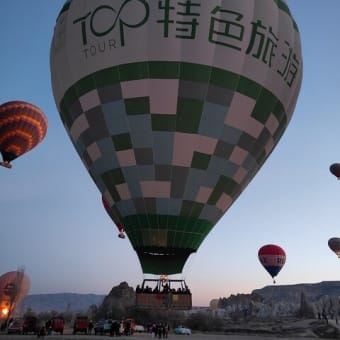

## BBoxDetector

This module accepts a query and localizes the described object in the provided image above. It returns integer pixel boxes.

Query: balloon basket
[0,161,12,169]
[135,278,192,310]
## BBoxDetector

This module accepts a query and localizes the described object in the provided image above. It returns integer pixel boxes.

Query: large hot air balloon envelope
[51,0,302,275]
[328,237,340,257]
[330,164,340,179]
[258,244,286,283]
[0,101,48,168]
[0,270,30,319]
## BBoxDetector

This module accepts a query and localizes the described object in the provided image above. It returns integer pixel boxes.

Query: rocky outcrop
[297,291,317,318]
[100,281,135,311]
[212,281,340,319]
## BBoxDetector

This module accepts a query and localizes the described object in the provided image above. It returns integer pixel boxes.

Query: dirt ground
[0,331,321,340]
[0,335,321,340]
[2,318,337,340]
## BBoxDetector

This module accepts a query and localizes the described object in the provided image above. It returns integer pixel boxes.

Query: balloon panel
[51,0,302,274]
[258,264,283,278]
[102,195,124,233]
[0,101,48,162]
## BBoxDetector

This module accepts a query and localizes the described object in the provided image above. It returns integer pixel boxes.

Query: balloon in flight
[330,163,340,179]
[328,237,340,258]
[258,244,286,283]
[50,0,302,275]
[0,100,48,168]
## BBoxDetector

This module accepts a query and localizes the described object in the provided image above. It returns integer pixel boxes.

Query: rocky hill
[253,281,340,303]
[17,293,105,313]
[215,281,340,319]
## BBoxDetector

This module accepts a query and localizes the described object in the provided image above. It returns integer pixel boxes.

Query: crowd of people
[149,323,169,338]
[136,282,191,295]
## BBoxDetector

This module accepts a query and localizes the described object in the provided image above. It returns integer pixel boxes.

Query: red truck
[73,315,89,334]
[47,316,64,335]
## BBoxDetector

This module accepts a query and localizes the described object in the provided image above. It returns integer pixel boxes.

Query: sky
[1,1,340,308]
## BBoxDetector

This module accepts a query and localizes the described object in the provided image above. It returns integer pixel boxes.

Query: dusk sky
[1,1,340,307]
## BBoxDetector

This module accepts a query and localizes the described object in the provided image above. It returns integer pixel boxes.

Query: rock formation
[212,281,340,320]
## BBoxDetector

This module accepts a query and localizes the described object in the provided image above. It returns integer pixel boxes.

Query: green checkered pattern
[59,61,287,274]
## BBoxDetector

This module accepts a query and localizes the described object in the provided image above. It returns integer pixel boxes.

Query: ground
[1,318,339,339]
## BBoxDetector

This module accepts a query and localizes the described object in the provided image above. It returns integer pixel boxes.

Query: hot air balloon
[50,0,302,306]
[0,269,30,321]
[258,244,286,283]
[102,195,126,239]
[0,100,48,168]
[330,164,340,179]
[328,238,340,257]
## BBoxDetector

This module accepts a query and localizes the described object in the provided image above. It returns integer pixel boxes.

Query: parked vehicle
[94,319,112,335]
[7,319,23,334]
[174,325,191,335]
[73,315,88,334]
[22,315,39,334]
[134,324,145,332]
[47,316,64,334]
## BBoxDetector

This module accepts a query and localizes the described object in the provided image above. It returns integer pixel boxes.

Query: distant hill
[17,293,105,313]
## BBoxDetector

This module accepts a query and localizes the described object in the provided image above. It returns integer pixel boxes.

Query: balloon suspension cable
[0,161,12,169]
[273,279,276,284]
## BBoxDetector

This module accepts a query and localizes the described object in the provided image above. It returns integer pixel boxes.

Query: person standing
[38,326,46,339]
[163,324,169,338]
[151,323,156,338]
[88,320,94,335]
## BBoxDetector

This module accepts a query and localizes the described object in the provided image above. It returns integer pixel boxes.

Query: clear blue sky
[1,1,340,307]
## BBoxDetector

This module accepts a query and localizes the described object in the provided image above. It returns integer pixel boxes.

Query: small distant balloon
[330,163,340,179]
[0,100,48,168]
[328,237,340,257]
[258,244,286,283]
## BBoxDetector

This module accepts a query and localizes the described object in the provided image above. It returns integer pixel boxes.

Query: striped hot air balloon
[258,244,286,283]
[0,100,48,168]
[50,0,302,276]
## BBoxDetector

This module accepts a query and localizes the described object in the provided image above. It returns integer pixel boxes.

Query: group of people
[108,320,125,337]
[136,283,191,295]
[150,323,169,338]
